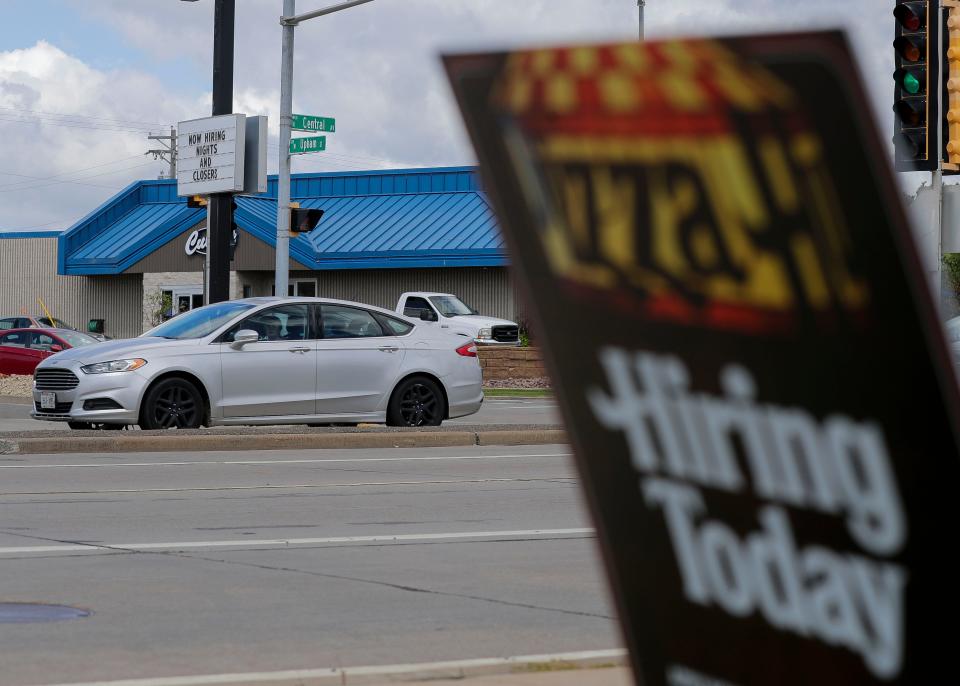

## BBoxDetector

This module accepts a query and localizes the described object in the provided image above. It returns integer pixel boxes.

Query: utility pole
[274,0,375,298]
[146,126,177,179]
[207,0,236,304]
[638,0,645,40]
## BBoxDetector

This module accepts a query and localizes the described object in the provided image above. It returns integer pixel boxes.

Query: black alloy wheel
[388,377,445,427]
[141,379,204,430]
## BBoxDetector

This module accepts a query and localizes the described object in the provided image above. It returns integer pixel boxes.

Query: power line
[0,161,161,194]
[0,154,147,191]
[0,105,171,129]
[1,218,64,231]
[0,114,162,134]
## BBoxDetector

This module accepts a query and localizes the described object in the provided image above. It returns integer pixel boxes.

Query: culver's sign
[185,228,239,257]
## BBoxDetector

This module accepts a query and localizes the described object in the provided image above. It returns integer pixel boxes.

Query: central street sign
[291,114,336,133]
[289,136,326,155]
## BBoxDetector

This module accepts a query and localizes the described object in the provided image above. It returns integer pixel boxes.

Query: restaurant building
[0,167,520,339]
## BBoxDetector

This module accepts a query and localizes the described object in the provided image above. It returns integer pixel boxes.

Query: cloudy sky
[0,0,896,231]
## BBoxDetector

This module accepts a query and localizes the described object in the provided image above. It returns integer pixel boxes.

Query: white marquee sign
[177,114,246,195]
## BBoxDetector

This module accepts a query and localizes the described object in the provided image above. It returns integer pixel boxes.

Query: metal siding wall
[278,267,517,320]
[0,238,143,339]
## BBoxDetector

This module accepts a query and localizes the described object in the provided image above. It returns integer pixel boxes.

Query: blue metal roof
[55,167,506,275]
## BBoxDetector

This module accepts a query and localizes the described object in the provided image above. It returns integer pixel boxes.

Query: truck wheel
[387,377,446,427]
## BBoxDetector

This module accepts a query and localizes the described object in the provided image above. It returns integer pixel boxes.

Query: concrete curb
[0,429,569,455]
[40,649,627,686]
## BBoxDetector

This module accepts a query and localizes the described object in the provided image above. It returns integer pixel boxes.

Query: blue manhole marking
[0,603,91,623]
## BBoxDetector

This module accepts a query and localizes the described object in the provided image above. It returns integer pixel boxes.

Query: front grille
[491,325,519,343]
[35,401,74,414]
[34,368,79,390]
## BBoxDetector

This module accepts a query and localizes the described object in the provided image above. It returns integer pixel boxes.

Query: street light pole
[638,0,645,40]
[274,0,376,298]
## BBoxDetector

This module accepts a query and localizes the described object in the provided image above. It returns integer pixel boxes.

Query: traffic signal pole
[274,0,375,298]
[275,0,295,299]
[208,0,236,304]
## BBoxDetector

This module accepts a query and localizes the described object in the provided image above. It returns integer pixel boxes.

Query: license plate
[40,392,56,409]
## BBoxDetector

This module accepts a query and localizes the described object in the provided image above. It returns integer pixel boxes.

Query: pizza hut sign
[185,228,238,257]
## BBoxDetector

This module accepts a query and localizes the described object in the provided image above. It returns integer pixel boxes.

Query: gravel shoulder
[0,374,32,397]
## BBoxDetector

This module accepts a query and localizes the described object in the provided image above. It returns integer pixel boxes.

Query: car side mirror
[49,344,63,353]
[420,310,437,322]
[230,329,259,350]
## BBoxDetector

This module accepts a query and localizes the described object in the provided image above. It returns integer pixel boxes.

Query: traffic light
[944,2,960,170]
[186,195,208,208]
[289,202,324,237]
[893,1,939,171]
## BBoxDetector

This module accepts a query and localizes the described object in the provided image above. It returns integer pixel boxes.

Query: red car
[0,328,100,375]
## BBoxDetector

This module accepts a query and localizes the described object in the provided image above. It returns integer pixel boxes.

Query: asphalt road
[0,396,561,432]
[0,443,619,686]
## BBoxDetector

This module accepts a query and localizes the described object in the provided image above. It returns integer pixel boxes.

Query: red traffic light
[894,3,925,32]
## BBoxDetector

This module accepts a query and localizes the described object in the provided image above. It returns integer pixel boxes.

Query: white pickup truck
[396,292,520,345]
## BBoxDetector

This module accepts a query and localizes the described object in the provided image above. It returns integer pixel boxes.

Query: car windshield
[429,295,477,317]
[39,317,73,329]
[56,331,99,348]
[144,301,254,340]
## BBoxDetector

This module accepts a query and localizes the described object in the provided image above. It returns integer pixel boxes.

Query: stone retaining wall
[477,346,547,380]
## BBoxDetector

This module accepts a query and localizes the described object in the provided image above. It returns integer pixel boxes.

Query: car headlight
[477,328,493,339]
[80,358,147,374]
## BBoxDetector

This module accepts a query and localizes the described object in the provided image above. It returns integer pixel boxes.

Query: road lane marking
[0,452,572,470]
[35,648,625,686]
[0,527,595,556]
[0,476,576,497]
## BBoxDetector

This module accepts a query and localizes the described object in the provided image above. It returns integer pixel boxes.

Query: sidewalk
[365,667,631,685]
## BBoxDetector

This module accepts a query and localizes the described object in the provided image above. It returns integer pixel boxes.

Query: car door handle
[288,346,310,354]
[378,346,399,353]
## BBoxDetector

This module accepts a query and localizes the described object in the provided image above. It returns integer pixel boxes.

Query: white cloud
[0,41,197,230]
[0,0,919,229]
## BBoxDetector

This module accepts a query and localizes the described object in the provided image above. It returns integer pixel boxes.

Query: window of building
[271,279,317,297]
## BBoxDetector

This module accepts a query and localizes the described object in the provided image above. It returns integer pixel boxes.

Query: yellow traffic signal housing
[186,195,208,208]
[945,1,960,170]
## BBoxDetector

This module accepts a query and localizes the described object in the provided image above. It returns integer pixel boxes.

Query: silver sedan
[31,297,483,429]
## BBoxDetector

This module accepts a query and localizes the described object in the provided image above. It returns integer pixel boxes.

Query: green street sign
[291,114,336,133]
[290,136,327,154]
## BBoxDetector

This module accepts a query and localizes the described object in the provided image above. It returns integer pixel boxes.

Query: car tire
[387,376,446,427]
[140,378,204,430]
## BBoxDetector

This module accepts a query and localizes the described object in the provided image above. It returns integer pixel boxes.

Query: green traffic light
[903,72,921,94]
